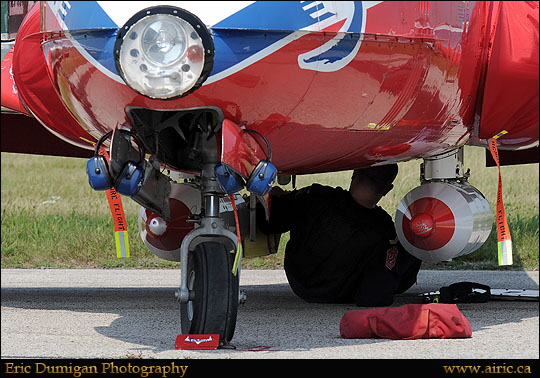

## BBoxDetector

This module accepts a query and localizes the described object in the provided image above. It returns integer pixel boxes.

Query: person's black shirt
[258,184,421,306]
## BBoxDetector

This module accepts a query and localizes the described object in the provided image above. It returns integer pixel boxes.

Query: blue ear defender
[86,131,113,191]
[244,129,277,196]
[215,162,246,194]
[86,130,146,196]
[245,159,278,196]
[113,131,146,197]
[215,128,278,195]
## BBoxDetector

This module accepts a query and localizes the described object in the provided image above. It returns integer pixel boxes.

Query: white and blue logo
[209,1,367,79]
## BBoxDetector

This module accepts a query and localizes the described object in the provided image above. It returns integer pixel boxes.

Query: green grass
[1,147,538,270]
[1,152,178,268]
[0,212,179,268]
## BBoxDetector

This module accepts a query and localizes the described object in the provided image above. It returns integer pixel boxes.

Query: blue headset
[86,130,146,196]
[215,129,277,196]
[86,131,114,191]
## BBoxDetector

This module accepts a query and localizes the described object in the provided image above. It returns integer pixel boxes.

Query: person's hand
[270,186,288,197]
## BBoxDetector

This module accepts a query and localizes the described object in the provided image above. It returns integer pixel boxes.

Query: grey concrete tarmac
[1,268,538,359]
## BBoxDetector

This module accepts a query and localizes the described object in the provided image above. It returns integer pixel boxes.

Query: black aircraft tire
[180,242,239,343]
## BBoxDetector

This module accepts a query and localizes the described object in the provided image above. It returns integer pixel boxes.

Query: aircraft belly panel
[10,1,536,172]
[38,27,469,173]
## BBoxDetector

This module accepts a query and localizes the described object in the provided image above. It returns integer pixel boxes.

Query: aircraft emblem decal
[210,1,376,76]
[297,1,364,72]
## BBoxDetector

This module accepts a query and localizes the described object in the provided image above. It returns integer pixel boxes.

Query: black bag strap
[439,282,491,303]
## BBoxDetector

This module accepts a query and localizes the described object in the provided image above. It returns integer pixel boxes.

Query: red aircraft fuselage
[3,1,537,174]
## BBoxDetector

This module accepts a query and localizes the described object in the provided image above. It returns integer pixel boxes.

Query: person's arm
[353,247,399,307]
[257,185,321,234]
[352,211,403,307]
[256,187,296,234]
[354,239,421,307]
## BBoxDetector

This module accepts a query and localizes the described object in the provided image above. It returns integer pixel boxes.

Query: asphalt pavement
[1,268,538,362]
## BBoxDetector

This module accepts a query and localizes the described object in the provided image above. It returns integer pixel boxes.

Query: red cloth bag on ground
[340,303,472,339]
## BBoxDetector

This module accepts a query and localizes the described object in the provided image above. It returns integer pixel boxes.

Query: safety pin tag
[489,133,512,266]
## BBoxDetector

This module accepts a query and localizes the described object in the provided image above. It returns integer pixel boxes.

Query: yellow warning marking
[491,130,508,139]
[114,230,130,258]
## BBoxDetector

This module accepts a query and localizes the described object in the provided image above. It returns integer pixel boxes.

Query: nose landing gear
[175,161,241,344]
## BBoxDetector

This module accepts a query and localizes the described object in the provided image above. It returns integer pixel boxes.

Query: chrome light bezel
[114,6,214,100]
